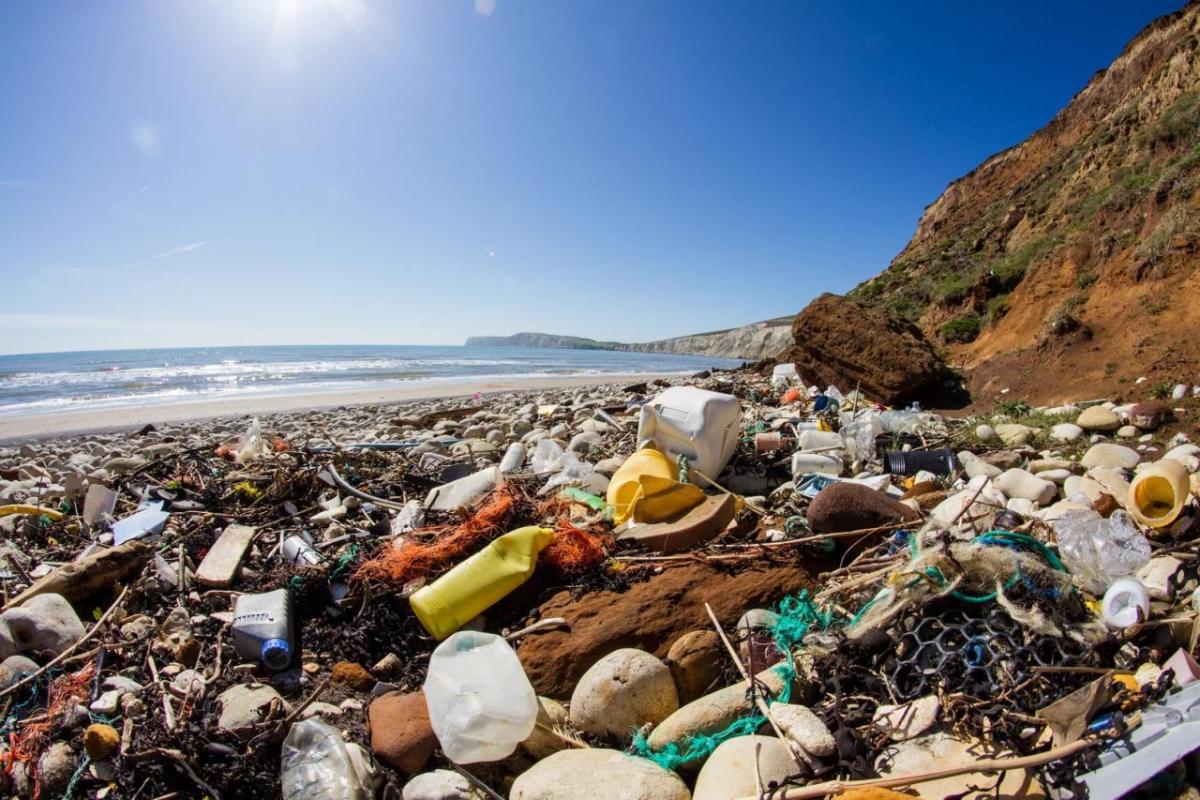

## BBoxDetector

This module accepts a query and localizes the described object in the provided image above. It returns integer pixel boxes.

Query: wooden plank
[195,524,258,588]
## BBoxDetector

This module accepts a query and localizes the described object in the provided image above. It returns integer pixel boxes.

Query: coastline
[0,373,674,442]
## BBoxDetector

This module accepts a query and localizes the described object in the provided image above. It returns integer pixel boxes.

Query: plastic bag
[1054,509,1151,595]
[423,631,538,763]
[542,453,593,491]
[235,418,270,465]
[530,440,566,474]
[281,718,379,800]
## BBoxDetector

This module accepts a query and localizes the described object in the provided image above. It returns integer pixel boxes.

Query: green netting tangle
[630,590,841,770]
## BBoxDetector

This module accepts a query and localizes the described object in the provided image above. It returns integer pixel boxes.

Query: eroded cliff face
[616,317,793,361]
[849,3,1200,405]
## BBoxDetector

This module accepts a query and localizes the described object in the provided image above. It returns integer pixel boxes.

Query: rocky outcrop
[616,317,793,361]
[780,293,957,406]
[465,333,621,350]
[847,3,1200,405]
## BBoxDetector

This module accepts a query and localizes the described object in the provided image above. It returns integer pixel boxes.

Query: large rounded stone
[647,667,795,756]
[1081,443,1141,470]
[665,630,724,704]
[1076,406,1121,432]
[693,735,796,800]
[0,593,85,660]
[769,703,836,756]
[994,424,1034,447]
[569,648,679,742]
[510,748,689,800]
[216,683,290,738]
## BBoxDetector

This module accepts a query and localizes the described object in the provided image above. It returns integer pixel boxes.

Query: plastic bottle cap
[1102,578,1150,629]
[261,638,292,671]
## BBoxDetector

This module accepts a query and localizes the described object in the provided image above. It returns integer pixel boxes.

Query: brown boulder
[781,293,952,406]
[1130,400,1172,430]
[517,562,811,699]
[808,482,921,534]
[664,630,725,703]
[368,691,436,774]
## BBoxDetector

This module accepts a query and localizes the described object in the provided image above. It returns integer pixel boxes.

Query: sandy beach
[0,373,675,441]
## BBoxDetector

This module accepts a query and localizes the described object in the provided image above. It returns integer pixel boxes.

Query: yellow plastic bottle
[410,526,555,640]
[1128,458,1191,529]
[607,446,706,526]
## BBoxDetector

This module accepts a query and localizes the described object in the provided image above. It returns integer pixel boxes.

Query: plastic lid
[261,638,292,671]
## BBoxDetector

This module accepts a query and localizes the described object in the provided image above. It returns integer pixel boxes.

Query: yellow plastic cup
[607,447,705,526]
[410,526,555,640]
[1128,458,1190,529]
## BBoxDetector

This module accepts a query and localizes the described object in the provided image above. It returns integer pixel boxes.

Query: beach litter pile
[1,369,1200,799]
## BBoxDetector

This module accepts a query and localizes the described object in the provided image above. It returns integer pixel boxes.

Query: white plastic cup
[1102,578,1150,629]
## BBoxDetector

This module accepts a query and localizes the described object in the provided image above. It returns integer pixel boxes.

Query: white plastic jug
[770,363,800,391]
[637,387,742,480]
[792,452,843,479]
[422,631,538,764]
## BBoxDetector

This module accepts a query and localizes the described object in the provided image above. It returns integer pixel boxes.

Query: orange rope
[3,662,96,798]
[353,485,517,585]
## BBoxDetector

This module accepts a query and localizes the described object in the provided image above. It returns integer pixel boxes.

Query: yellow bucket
[410,526,555,640]
[607,447,706,526]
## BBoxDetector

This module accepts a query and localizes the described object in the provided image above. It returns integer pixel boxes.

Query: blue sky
[0,0,1185,354]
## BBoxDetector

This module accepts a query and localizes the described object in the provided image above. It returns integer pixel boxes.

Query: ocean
[0,345,743,418]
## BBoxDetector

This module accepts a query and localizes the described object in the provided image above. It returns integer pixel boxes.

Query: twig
[733,736,1098,799]
[703,603,814,774]
[0,586,129,700]
[245,676,331,752]
[504,617,569,641]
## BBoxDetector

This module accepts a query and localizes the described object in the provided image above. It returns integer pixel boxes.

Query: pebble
[216,683,290,738]
[974,424,997,441]
[0,655,38,689]
[569,648,679,742]
[876,733,1042,799]
[994,423,1034,447]
[769,702,836,756]
[403,770,485,800]
[38,742,77,795]
[873,695,941,741]
[957,451,1001,480]
[693,735,797,800]
[510,748,690,800]
[520,696,570,760]
[648,667,794,753]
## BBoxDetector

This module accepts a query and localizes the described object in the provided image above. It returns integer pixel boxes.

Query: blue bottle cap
[261,638,291,671]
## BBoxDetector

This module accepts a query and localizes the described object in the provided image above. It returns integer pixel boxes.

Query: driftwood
[5,540,150,609]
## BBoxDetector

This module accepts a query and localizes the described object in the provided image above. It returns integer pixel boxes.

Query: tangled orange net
[353,485,517,585]
[540,518,611,574]
[3,662,96,797]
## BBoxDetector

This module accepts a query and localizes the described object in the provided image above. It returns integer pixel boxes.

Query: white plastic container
[422,631,538,764]
[232,589,294,671]
[771,363,800,391]
[637,387,742,480]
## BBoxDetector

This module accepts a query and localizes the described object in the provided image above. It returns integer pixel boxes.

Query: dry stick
[703,603,816,775]
[732,736,1097,800]
[0,585,129,701]
[503,617,569,641]
[448,763,506,800]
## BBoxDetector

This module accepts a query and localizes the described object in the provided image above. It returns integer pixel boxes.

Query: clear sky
[0,0,1185,355]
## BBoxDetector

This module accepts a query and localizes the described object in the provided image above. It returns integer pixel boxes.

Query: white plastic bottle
[422,631,538,763]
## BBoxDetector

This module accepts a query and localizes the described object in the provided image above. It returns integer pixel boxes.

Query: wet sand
[0,373,669,441]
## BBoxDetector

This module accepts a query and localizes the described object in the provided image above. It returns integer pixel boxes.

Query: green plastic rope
[630,591,841,770]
